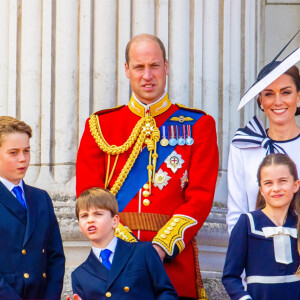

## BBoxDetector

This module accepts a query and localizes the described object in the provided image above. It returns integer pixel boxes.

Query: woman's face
[259,74,300,127]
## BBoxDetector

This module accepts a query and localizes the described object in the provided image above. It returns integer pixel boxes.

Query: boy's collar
[0,176,24,192]
[92,236,118,258]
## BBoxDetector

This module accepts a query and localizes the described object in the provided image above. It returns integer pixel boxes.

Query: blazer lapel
[107,239,135,289]
[0,181,27,224]
[22,183,38,246]
[83,250,110,281]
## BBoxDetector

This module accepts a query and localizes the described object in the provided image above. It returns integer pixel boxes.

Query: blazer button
[42,249,45,253]
[22,249,26,255]
[124,286,130,292]
[43,273,47,278]
[24,273,29,279]
[105,292,111,297]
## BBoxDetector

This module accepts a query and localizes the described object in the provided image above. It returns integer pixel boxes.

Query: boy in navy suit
[0,116,65,300]
[68,187,178,300]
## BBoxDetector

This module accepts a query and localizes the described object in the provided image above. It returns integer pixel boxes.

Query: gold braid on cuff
[115,223,137,243]
[152,215,197,256]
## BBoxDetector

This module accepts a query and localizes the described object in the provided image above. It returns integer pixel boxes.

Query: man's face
[125,39,169,105]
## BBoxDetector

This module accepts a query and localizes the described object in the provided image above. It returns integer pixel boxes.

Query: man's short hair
[0,116,32,146]
[125,33,166,64]
[76,187,119,219]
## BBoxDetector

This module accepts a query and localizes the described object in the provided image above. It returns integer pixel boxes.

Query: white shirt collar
[0,176,24,192]
[92,236,118,261]
[133,90,167,110]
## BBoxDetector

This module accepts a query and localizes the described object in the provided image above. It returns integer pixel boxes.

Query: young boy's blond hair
[76,187,119,219]
[0,116,32,146]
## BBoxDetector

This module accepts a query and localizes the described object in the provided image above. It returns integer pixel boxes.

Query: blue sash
[116,108,205,211]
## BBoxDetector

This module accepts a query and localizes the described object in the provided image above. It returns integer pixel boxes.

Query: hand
[153,244,166,262]
[66,294,82,300]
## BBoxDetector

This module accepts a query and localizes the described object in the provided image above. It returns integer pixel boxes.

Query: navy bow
[232,116,287,155]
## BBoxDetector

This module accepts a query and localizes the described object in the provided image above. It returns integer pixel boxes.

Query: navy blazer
[0,181,65,300]
[72,238,178,300]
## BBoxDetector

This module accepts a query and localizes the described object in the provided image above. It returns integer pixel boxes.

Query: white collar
[92,236,118,259]
[0,176,24,192]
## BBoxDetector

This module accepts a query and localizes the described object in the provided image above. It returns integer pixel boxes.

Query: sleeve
[226,143,249,235]
[43,192,66,300]
[76,117,106,197]
[0,277,22,300]
[145,243,178,300]
[71,272,87,300]
[222,214,252,300]
[153,115,219,259]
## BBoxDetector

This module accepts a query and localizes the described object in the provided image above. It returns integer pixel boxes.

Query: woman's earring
[297,102,300,108]
[260,104,264,110]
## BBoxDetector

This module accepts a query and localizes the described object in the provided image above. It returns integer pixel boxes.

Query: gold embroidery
[115,223,137,243]
[152,215,197,256]
[128,94,172,117]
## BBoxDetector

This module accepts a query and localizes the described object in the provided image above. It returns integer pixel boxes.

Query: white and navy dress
[227,116,300,233]
[222,209,300,300]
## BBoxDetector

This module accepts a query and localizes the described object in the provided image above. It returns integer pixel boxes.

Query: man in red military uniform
[76,34,218,300]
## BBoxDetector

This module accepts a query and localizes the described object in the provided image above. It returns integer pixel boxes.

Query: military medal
[160,126,169,146]
[168,125,177,146]
[186,125,194,145]
[165,150,185,173]
[178,125,186,146]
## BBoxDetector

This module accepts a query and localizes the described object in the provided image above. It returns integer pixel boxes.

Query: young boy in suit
[68,187,178,300]
[0,116,65,300]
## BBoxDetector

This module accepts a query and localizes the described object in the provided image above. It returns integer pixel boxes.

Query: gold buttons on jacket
[24,273,29,278]
[143,183,149,190]
[143,199,150,206]
[105,291,111,297]
[22,249,26,255]
[42,249,45,253]
[142,190,150,197]
[124,286,130,292]
[43,273,47,278]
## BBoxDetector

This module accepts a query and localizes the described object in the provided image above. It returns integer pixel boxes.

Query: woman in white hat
[226,45,300,234]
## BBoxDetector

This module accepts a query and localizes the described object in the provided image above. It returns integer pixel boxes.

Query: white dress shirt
[92,236,118,264]
[0,176,27,206]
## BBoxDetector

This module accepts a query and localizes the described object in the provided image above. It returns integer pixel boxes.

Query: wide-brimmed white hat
[238,30,300,110]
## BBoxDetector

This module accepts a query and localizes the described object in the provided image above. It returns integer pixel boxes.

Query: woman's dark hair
[257,64,300,115]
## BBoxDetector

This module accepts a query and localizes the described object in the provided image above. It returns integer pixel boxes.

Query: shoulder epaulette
[91,105,125,117]
[175,103,207,115]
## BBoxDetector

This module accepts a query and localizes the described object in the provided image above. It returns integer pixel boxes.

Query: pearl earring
[260,104,264,110]
[297,102,300,108]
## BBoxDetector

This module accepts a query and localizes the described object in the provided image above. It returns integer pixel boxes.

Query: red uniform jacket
[76,94,219,298]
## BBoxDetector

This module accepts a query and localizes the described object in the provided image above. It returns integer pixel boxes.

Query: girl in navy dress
[223,153,300,300]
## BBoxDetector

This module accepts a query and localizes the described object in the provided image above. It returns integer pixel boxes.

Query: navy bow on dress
[232,116,287,155]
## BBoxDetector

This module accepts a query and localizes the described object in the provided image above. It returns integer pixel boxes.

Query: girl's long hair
[255,153,300,275]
